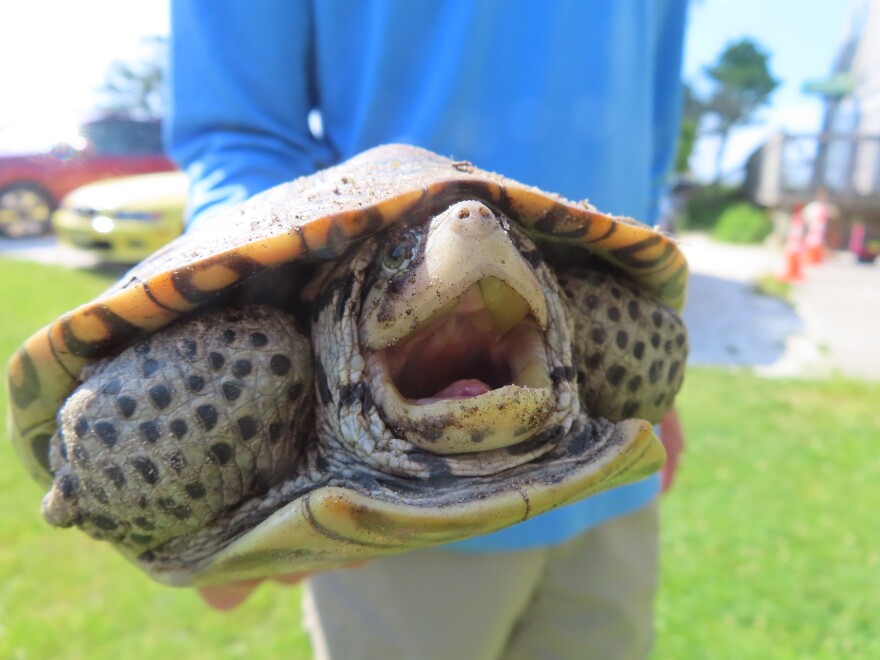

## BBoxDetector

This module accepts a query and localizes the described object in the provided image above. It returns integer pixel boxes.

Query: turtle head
[357,200,563,455]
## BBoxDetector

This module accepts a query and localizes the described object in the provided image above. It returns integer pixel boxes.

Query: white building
[745,0,880,241]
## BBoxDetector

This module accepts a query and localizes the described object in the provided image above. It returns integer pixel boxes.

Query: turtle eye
[381,231,419,272]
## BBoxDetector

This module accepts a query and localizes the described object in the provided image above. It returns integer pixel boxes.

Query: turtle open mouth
[363,274,555,454]
[380,277,550,403]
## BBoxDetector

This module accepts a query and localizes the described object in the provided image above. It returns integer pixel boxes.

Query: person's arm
[650,2,688,492]
[167,0,335,230]
[168,3,349,608]
[648,0,689,225]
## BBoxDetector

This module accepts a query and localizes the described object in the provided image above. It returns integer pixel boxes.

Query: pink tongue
[416,378,492,403]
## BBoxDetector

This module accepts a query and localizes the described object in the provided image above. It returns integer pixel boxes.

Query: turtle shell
[8,144,687,490]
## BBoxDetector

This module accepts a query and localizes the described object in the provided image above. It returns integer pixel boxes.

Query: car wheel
[0,183,55,238]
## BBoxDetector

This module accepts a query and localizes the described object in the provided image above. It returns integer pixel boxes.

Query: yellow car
[53,171,187,264]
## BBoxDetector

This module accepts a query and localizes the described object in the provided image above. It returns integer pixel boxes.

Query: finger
[198,578,263,611]
[198,561,372,609]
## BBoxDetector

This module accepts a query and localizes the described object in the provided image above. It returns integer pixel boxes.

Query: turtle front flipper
[41,305,313,554]
[559,267,688,424]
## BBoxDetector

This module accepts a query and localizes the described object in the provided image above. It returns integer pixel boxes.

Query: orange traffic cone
[778,207,805,282]
[803,202,827,265]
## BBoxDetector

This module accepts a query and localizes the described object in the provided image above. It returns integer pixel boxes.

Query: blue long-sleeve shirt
[168,0,688,552]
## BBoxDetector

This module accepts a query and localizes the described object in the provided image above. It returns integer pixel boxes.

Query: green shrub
[711,201,773,244]
[680,184,739,230]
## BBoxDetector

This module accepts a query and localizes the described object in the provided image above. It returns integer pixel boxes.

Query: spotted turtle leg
[557,267,688,424]
[41,305,314,553]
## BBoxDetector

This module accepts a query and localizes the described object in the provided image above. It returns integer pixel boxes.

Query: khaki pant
[303,501,658,660]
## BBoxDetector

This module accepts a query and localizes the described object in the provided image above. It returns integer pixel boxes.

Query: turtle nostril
[448,201,497,237]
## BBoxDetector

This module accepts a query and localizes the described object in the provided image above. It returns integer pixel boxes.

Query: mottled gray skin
[42,307,314,551]
[558,267,688,423]
[40,204,687,567]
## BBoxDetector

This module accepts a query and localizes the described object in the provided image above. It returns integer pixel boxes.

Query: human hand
[197,563,367,610]
[658,407,684,493]
[198,572,311,610]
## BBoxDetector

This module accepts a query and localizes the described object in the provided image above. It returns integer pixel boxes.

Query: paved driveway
[680,233,880,380]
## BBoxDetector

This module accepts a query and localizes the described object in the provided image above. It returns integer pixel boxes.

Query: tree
[675,83,704,173]
[703,39,779,181]
[96,36,167,120]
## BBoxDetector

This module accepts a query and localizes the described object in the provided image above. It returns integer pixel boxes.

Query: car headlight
[91,216,115,234]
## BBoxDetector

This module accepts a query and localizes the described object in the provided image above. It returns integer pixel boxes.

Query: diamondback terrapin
[7,145,688,587]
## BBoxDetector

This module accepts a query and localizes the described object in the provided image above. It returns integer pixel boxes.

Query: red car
[0,117,176,238]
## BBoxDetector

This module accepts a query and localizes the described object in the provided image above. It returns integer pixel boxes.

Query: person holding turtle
[167,1,689,657]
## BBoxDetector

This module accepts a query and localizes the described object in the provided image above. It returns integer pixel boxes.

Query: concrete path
[787,251,880,380]
[679,233,880,380]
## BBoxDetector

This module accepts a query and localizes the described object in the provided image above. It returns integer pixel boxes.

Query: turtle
[7,144,688,587]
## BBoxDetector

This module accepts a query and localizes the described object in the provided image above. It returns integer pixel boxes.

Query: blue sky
[0,2,169,149]
[0,0,853,180]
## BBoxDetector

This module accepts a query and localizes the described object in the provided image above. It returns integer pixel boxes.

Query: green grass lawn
[1,257,878,658]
